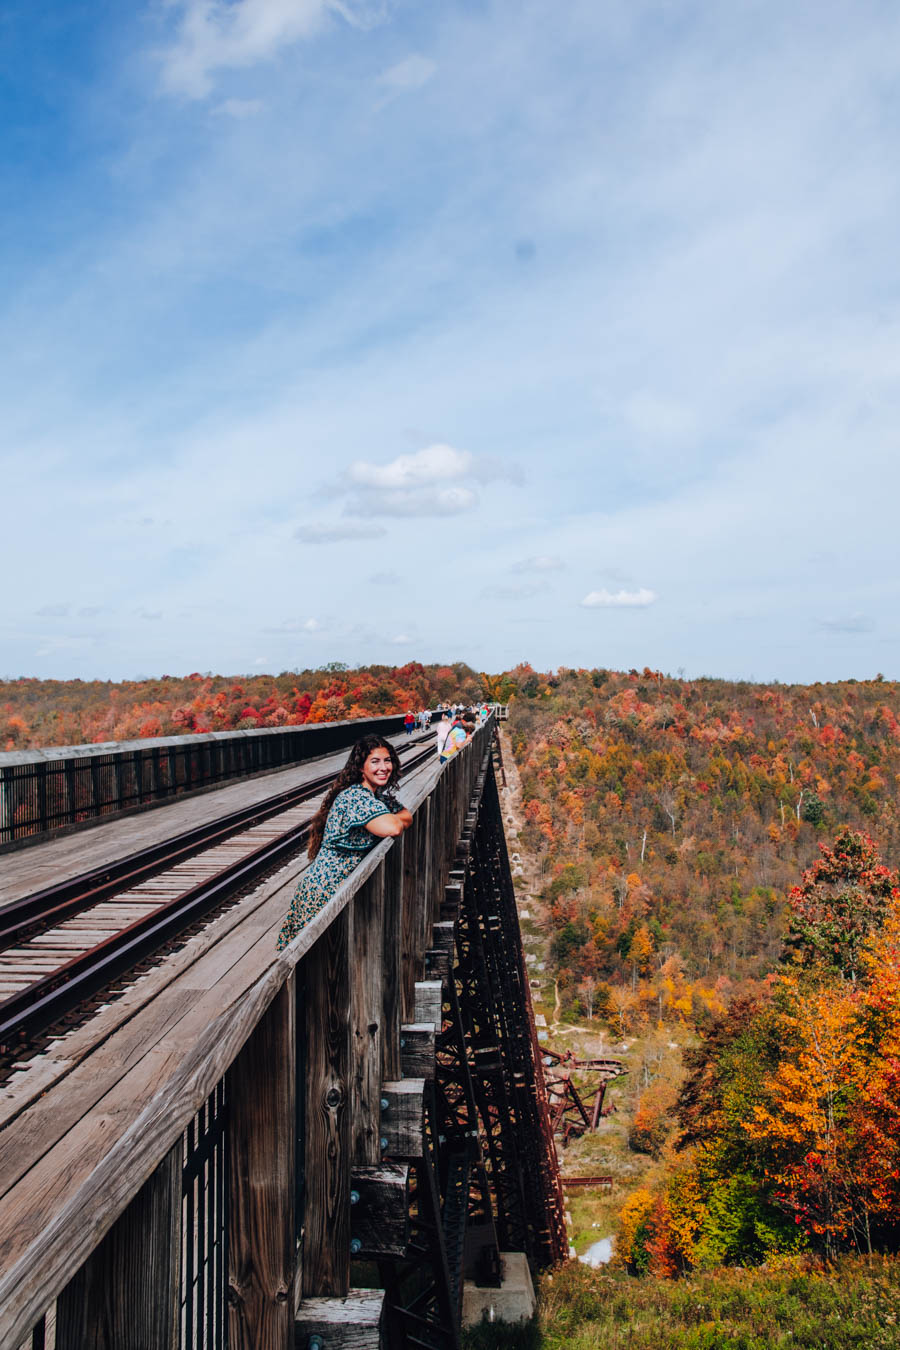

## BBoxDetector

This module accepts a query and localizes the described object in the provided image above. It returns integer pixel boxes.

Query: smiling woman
[275,734,413,948]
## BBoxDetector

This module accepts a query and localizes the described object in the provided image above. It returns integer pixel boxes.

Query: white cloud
[347,444,473,491]
[295,522,387,543]
[369,570,401,585]
[391,633,413,645]
[581,588,657,609]
[36,603,70,618]
[335,444,516,518]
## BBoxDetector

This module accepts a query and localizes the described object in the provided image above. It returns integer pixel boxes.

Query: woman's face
[361,746,395,792]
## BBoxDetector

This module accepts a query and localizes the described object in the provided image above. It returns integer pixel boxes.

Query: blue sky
[2,0,899,682]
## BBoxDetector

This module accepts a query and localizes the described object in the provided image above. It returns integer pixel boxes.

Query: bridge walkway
[0,718,565,1350]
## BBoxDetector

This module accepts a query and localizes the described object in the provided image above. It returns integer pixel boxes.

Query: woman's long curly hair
[306,734,402,860]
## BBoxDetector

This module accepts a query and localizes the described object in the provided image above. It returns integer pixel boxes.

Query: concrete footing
[461,1251,536,1328]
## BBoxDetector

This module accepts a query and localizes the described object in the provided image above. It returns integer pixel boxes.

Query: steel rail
[0,740,436,1052]
[0,732,431,948]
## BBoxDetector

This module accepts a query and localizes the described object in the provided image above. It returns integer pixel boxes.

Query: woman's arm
[365,807,413,839]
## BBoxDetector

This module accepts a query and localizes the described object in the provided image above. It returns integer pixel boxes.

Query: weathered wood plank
[294,1289,384,1349]
[400,1024,435,1082]
[55,1138,181,1350]
[349,1164,409,1258]
[400,811,422,1027]
[303,908,351,1298]
[413,980,443,1029]
[425,947,451,983]
[349,870,385,1169]
[228,972,296,1349]
[380,832,404,1083]
[380,1080,425,1160]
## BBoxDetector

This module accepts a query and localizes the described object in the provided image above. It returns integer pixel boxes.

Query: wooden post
[416,797,433,969]
[227,972,297,1349]
[303,909,351,1297]
[56,1140,182,1350]
[382,838,404,1082]
[400,813,422,1025]
[349,869,385,1168]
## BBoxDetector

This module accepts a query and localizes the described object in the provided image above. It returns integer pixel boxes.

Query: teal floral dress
[276,785,394,948]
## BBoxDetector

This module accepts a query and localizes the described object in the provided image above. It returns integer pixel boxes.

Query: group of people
[403,708,433,734]
[276,701,495,948]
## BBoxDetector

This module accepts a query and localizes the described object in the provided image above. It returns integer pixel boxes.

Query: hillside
[502,664,900,1277]
[506,664,900,1021]
[0,662,484,750]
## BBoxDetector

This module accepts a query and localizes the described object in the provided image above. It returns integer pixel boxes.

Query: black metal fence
[0,714,408,849]
[182,1080,229,1350]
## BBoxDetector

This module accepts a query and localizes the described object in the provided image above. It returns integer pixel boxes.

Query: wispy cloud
[158,0,385,98]
[480,582,547,601]
[818,613,875,634]
[215,98,264,119]
[295,522,388,543]
[264,617,323,632]
[511,555,564,574]
[581,588,657,609]
[376,54,437,105]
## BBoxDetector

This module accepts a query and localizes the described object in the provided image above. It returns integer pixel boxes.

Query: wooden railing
[0,716,561,1350]
[0,712,413,848]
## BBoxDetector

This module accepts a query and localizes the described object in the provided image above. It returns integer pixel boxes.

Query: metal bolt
[380,1097,390,1111]
[308,1338,324,1350]
[350,1189,360,1205]
[400,1037,407,1048]
[380,1136,389,1151]
[350,1238,362,1254]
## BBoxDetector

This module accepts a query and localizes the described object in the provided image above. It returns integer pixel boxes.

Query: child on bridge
[276,734,413,948]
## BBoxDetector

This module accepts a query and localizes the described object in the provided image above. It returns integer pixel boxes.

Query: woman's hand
[365,807,413,839]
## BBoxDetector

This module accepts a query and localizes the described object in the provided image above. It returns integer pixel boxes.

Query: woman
[276,734,413,949]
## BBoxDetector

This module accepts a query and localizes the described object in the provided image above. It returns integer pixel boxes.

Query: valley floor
[464,1256,900,1349]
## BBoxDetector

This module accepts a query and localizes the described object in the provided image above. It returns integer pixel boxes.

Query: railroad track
[0,734,436,1055]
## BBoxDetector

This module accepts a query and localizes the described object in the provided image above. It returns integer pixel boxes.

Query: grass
[463,1257,900,1350]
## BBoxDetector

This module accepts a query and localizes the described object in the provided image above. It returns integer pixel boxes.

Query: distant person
[276,735,412,948]
[435,711,453,759]
[439,713,471,765]
[404,709,415,736]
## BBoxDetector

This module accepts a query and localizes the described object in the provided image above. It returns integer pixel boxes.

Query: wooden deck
[0,747,442,1349]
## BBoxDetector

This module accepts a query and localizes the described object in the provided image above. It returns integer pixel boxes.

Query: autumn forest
[5,661,900,1294]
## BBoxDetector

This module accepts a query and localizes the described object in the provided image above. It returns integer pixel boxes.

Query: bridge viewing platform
[0,711,562,1350]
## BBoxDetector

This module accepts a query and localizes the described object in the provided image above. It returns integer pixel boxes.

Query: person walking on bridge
[276,735,412,949]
